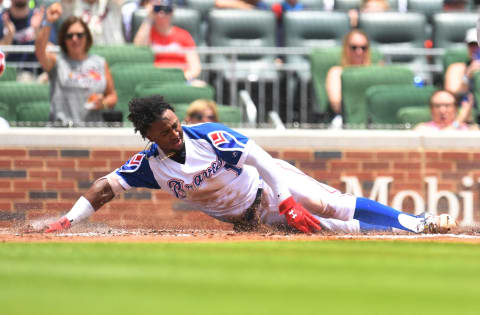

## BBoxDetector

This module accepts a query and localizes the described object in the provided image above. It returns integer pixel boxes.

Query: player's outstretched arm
[245,143,321,234]
[44,178,115,233]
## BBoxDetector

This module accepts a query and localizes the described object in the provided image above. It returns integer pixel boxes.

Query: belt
[233,188,263,232]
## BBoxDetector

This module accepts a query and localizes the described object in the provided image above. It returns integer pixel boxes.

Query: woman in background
[184,99,219,124]
[35,2,117,126]
[325,29,373,128]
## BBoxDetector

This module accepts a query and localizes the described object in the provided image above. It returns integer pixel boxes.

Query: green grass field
[1,241,480,315]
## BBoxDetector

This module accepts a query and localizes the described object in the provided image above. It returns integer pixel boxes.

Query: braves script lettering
[167,159,225,198]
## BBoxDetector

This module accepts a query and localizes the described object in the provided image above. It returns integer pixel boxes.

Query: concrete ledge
[1,127,480,149]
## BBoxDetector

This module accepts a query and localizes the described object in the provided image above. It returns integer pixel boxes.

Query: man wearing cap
[444,27,479,125]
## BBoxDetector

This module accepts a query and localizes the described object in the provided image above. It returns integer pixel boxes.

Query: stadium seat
[341,65,414,126]
[334,0,361,10]
[358,12,426,64]
[90,44,154,66]
[0,66,16,82]
[216,104,243,123]
[442,48,469,76]
[0,102,11,122]
[15,101,50,123]
[309,46,383,116]
[207,9,278,81]
[407,0,443,38]
[110,64,186,120]
[283,10,350,79]
[366,84,436,125]
[407,0,443,22]
[335,0,398,10]
[134,82,215,104]
[131,8,202,44]
[0,82,49,121]
[397,106,431,126]
[432,12,478,49]
[185,0,215,21]
[262,0,324,9]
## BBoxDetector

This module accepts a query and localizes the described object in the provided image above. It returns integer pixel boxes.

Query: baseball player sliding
[45,95,456,234]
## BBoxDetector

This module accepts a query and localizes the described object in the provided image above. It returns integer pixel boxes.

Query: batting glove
[279,196,321,234]
[45,217,71,233]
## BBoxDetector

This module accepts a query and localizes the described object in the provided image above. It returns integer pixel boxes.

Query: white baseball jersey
[112,123,261,223]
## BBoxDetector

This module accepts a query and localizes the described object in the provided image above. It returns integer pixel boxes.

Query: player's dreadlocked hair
[127,95,175,139]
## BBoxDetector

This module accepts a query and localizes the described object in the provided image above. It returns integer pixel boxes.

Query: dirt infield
[2,223,480,243]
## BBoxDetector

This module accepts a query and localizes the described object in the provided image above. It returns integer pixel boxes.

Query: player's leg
[275,159,454,233]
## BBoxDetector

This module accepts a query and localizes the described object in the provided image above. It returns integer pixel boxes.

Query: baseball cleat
[418,213,457,234]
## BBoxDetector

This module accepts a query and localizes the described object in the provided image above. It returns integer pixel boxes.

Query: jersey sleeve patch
[116,152,161,189]
[208,131,246,151]
[119,153,144,173]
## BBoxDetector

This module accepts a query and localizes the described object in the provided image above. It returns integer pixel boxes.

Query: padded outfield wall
[1,128,480,229]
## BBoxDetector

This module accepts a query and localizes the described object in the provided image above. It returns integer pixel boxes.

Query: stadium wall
[1,128,480,230]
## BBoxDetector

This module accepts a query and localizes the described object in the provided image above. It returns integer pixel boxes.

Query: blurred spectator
[444,27,479,124]
[349,0,389,28]
[215,0,270,10]
[0,0,45,81]
[414,90,478,131]
[122,0,150,42]
[325,29,375,129]
[184,99,219,124]
[443,0,468,11]
[133,0,204,85]
[35,3,118,126]
[61,0,125,44]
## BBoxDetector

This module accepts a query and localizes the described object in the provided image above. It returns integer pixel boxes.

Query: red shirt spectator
[150,25,195,69]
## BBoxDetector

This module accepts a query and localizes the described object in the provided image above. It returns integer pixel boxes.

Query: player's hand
[44,217,71,233]
[279,196,321,234]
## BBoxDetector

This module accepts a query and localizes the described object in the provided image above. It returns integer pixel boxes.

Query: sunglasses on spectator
[153,5,173,13]
[190,113,217,122]
[66,32,86,40]
[350,45,368,51]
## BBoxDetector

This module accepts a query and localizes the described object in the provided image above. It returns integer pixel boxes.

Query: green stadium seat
[284,11,350,80]
[334,0,398,10]
[134,82,215,105]
[341,65,414,126]
[0,82,49,121]
[432,12,478,49]
[131,8,202,44]
[366,84,436,125]
[358,12,426,64]
[216,104,242,123]
[110,63,186,120]
[442,48,469,76]
[15,101,50,123]
[90,44,154,66]
[0,102,11,121]
[309,46,383,116]
[334,0,361,10]
[0,66,16,82]
[407,0,443,39]
[263,0,324,9]
[397,106,432,126]
[207,9,278,81]
[407,0,443,23]
[185,0,215,21]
